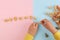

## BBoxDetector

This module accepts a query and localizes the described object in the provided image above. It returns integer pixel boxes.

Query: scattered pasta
[46,5,60,28]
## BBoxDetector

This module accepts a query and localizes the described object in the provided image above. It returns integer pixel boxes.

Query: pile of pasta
[47,5,60,29]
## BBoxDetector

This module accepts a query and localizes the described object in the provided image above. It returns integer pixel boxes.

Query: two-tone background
[0,0,60,40]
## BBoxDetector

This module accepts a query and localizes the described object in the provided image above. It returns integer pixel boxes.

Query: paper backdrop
[0,0,60,40]
[34,0,60,40]
[0,0,32,40]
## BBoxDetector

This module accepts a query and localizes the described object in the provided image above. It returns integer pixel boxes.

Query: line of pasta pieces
[4,16,37,22]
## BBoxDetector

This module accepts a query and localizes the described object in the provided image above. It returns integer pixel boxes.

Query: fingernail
[35,23,38,26]
[41,20,47,25]
[41,21,45,24]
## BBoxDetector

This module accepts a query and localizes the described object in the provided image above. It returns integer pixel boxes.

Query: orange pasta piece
[4,19,9,22]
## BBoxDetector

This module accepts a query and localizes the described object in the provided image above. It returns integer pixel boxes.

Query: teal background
[33,0,60,40]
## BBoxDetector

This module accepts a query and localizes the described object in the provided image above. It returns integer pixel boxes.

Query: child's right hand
[41,19,57,34]
[41,19,54,28]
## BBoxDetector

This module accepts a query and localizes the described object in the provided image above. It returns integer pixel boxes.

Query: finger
[41,19,46,24]
[30,23,34,26]
[32,23,38,29]
[30,22,36,28]
[41,19,49,26]
[35,23,38,27]
[33,22,36,26]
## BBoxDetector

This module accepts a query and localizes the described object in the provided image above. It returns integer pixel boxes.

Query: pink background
[0,0,32,40]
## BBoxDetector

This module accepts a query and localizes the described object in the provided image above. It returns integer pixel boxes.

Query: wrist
[28,31,35,37]
[47,26,58,34]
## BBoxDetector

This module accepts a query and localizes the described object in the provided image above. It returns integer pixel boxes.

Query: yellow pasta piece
[49,12,54,17]
[13,17,17,21]
[24,16,28,19]
[30,16,33,19]
[54,12,56,15]
[29,16,37,20]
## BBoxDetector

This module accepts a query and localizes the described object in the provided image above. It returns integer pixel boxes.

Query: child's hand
[41,19,57,34]
[28,23,38,36]
[41,19,53,28]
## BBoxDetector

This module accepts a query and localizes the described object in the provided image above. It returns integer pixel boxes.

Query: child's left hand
[28,23,38,36]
